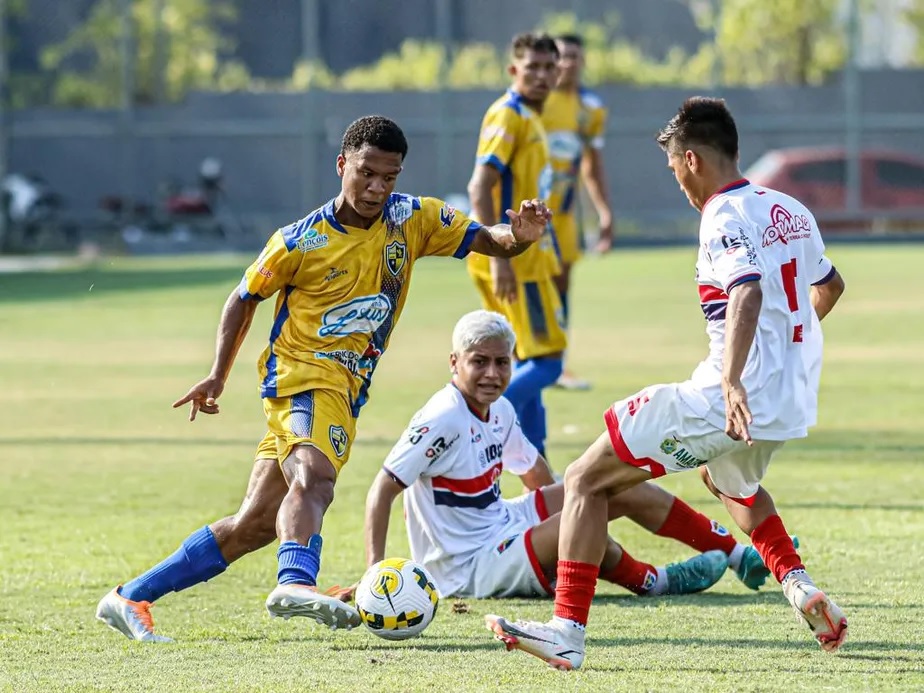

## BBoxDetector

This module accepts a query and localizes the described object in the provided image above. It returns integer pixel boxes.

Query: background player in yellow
[467,32,564,461]
[95,115,552,642]
[543,34,615,391]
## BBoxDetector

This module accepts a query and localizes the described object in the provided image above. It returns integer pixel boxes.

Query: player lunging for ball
[485,97,848,670]
[96,116,553,642]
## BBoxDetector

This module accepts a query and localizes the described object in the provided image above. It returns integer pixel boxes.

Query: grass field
[1,245,923,692]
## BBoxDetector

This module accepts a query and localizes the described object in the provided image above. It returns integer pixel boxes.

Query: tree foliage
[688,0,849,86]
[14,1,924,106]
[40,0,248,107]
[905,0,924,65]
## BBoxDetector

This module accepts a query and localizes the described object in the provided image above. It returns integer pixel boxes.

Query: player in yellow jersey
[543,34,614,391]
[467,32,564,461]
[95,115,552,642]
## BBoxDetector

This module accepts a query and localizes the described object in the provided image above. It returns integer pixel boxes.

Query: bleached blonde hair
[451,310,516,355]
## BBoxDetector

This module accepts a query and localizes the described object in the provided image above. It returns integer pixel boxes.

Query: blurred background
[2,0,924,255]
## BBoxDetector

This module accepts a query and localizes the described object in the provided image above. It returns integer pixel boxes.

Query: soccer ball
[355,558,440,640]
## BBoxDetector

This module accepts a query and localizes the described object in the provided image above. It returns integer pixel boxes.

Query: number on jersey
[780,258,803,343]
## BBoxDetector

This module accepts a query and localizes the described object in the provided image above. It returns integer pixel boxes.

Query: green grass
[1,246,922,692]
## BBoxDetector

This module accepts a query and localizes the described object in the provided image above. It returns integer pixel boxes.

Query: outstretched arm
[172,287,259,420]
[467,200,552,258]
[364,469,406,567]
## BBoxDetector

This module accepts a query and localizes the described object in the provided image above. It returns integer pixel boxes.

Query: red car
[744,147,924,233]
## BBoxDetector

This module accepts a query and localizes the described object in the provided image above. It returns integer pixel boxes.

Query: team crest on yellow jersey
[385,240,407,276]
[329,425,348,457]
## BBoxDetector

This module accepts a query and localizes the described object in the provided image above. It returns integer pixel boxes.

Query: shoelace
[130,601,156,632]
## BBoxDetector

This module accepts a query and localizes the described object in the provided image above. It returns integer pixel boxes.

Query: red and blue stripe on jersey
[431,462,503,509]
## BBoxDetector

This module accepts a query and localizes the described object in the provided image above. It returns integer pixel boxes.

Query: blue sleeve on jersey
[476,154,509,175]
[726,273,762,292]
[382,466,408,489]
[452,221,482,258]
[238,277,267,302]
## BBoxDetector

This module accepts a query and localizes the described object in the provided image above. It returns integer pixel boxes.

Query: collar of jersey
[322,197,385,234]
[450,381,491,422]
[701,178,750,214]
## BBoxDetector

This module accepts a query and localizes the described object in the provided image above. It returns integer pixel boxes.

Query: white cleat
[96,586,174,643]
[265,584,361,630]
[782,573,848,652]
[485,614,585,671]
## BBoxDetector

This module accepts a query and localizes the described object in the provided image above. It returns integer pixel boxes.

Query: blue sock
[519,394,548,455]
[277,535,322,586]
[504,357,563,411]
[121,526,228,603]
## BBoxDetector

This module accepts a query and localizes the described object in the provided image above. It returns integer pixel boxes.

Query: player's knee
[290,471,336,511]
[563,456,604,498]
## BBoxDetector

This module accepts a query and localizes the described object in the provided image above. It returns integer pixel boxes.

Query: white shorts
[604,383,785,505]
[460,489,554,599]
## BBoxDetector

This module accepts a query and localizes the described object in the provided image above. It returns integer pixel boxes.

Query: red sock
[553,561,598,626]
[656,498,737,554]
[599,550,658,596]
[750,514,803,583]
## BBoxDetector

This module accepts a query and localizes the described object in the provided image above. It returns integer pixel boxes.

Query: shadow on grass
[0,265,243,304]
[588,634,924,654]
[590,591,784,607]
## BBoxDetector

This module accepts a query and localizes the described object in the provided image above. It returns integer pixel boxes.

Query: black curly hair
[340,115,409,160]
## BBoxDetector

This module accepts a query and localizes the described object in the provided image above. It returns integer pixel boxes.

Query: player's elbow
[828,271,846,303]
[467,177,488,204]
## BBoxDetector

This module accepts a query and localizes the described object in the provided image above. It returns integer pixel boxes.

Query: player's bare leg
[97,458,287,642]
[487,433,650,670]
[265,444,361,629]
[700,469,847,651]
[210,457,290,562]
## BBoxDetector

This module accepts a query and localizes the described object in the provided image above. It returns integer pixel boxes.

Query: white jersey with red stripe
[678,179,835,441]
[383,383,539,596]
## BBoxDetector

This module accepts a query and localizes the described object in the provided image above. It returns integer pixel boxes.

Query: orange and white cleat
[96,586,173,643]
[265,583,361,630]
[485,614,585,671]
[782,573,848,652]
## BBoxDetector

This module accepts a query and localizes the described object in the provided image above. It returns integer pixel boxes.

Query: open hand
[723,379,753,445]
[505,199,552,244]
[173,375,225,421]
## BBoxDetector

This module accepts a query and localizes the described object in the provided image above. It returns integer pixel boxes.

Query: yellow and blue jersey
[542,87,607,218]
[467,89,558,281]
[240,194,480,414]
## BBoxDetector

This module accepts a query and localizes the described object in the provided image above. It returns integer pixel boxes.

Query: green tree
[41,0,248,107]
[905,0,924,64]
[688,0,848,86]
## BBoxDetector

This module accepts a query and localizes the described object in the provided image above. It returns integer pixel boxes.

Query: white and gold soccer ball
[355,558,440,640]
